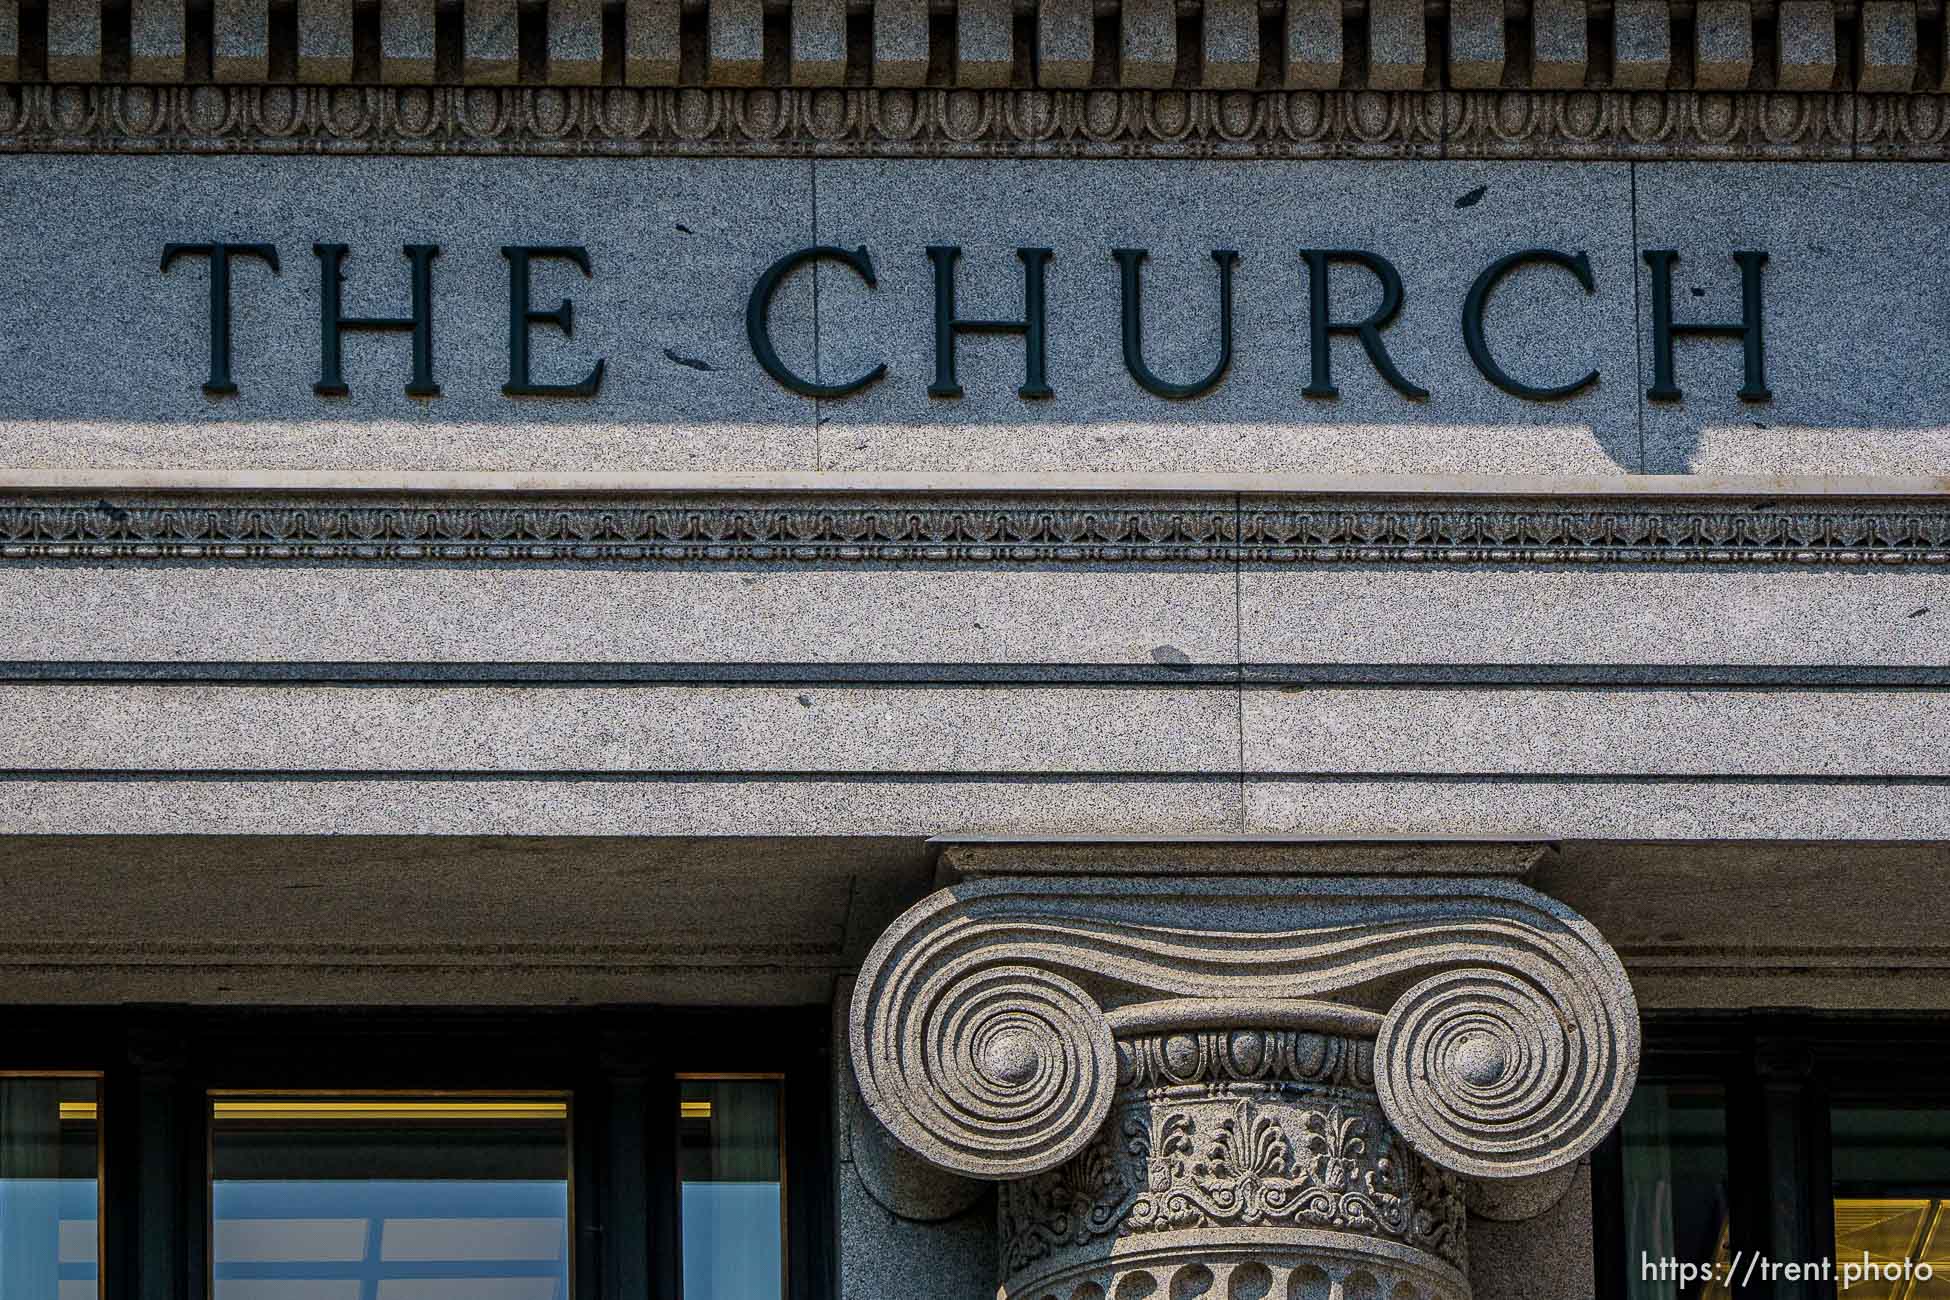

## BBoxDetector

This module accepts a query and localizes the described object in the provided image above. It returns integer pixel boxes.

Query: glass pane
[1620,1082,1733,1300]
[1832,1105,1950,1300]
[209,1095,570,1300]
[678,1078,783,1300]
[0,1076,100,1300]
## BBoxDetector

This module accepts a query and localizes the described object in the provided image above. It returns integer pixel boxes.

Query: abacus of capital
[848,848,1640,1300]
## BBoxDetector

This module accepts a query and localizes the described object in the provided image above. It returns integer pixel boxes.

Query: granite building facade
[3,2,1950,1298]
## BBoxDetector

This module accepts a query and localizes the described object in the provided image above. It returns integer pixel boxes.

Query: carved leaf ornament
[849,876,1639,1183]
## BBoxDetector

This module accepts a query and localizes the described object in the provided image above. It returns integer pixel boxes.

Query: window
[1619,1084,1733,1300]
[0,1075,101,1300]
[1830,1106,1950,1300]
[209,1095,573,1300]
[0,1011,831,1300]
[678,1078,785,1300]
[1598,1019,1950,1300]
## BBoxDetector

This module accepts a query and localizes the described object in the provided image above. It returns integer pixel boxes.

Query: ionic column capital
[848,873,1640,1187]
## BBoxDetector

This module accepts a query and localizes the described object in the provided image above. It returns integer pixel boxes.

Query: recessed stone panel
[813,160,1640,474]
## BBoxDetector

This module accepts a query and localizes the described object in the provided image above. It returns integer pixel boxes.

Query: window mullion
[1752,1035,1823,1300]
[125,1031,192,1300]
[601,1031,654,1300]
[647,1062,682,1300]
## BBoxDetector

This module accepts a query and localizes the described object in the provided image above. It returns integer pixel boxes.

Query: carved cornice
[847,875,1640,1184]
[8,493,1950,567]
[2,83,1938,160]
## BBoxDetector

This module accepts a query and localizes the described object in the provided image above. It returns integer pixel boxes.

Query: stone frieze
[7,493,1950,567]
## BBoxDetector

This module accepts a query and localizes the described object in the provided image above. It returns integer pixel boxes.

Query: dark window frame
[0,1006,834,1300]
[1595,1013,1950,1300]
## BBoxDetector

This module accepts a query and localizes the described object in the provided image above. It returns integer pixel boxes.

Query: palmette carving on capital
[1000,1027,1469,1278]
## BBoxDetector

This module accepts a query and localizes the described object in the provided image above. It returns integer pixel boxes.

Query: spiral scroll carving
[850,874,1638,1186]
[852,961,1118,1179]
[1377,965,1629,1180]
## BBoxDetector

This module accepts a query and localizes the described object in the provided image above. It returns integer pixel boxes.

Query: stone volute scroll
[849,870,1640,1300]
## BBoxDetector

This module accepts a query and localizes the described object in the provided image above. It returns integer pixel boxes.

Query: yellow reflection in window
[1697,1218,1733,1300]
[211,1100,567,1122]
[209,1092,572,1300]
[1,1074,103,1300]
[1835,1198,1950,1300]
[678,1077,784,1300]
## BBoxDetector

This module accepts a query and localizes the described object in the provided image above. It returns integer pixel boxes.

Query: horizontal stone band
[8,494,1950,567]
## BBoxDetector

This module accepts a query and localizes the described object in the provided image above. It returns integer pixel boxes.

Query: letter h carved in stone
[849,864,1640,1300]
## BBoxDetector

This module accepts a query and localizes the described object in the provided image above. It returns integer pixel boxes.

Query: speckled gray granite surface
[11,156,1950,476]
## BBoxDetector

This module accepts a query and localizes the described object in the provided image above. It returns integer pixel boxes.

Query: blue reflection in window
[1,1078,100,1300]
[212,1180,569,1300]
[679,1079,783,1300]
[209,1097,570,1300]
